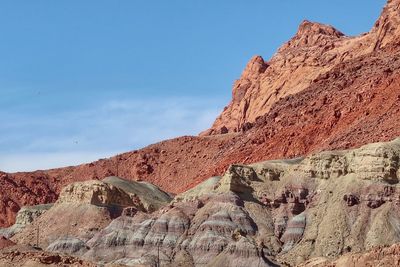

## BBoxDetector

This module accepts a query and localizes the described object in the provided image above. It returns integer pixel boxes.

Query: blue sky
[0,0,386,172]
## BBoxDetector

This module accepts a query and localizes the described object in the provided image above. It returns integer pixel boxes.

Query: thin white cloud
[0,96,223,172]
[0,151,119,172]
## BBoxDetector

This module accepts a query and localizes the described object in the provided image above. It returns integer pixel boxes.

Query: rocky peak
[231,55,267,104]
[282,20,344,50]
[240,55,268,80]
[202,19,347,136]
[371,0,400,49]
[202,1,400,137]
[297,20,344,38]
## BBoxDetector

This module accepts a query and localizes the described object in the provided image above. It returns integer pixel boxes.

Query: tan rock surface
[56,180,137,207]
[10,180,146,248]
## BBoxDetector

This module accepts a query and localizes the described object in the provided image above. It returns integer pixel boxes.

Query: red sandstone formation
[1,0,400,228]
[204,0,400,135]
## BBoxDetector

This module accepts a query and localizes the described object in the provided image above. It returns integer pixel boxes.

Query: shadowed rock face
[281,213,306,252]
[371,0,400,50]
[0,171,58,227]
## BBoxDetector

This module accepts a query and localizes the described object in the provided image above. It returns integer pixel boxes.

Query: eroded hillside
[3,138,400,266]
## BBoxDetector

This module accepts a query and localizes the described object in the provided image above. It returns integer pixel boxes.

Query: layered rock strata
[7,138,399,266]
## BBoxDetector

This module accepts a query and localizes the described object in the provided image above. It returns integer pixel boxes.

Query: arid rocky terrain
[3,138,400,266]
[2,0,400,266]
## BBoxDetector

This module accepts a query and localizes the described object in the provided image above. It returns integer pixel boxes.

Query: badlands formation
[2,0,400,266]
[2,139,400,266]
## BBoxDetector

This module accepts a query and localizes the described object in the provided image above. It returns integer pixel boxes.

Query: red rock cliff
[202,0,400,135]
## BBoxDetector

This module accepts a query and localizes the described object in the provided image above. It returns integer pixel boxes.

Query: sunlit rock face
[203,0,400,136]
[55,180,139,207]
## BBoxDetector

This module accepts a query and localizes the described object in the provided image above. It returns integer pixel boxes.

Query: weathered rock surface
[56,180,139,207]
[371,0,400,50]
[0,171,57,227]
[9,179,167,249]
[47,237,89,256]
[217,165,259,193]
[11,202,116,249]
[295,138,400,183]
[205,237,275,267]
[281,213,306,252]
[103,176,172,212]
[84,192,270,266]
[0,204,52,239]
[174,176,221,203]
[183,194,258,265]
